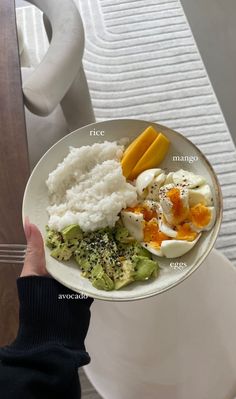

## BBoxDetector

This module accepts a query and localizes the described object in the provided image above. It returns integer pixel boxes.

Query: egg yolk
[144,220,170,247]
[125,205,157,221]
[190,204,211,228]
[167,188,183,218]
[176,223,197,241]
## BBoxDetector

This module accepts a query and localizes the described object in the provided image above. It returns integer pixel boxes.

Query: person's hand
[20,217,48,277]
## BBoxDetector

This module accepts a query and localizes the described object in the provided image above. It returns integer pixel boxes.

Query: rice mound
[46,141,137,232]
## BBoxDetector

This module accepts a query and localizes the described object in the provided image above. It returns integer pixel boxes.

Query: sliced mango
[121,126,158,178]
[128,132,170,180]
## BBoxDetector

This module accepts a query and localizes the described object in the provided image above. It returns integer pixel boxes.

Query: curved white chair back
[23,0,84,117]
[18,0,95,169]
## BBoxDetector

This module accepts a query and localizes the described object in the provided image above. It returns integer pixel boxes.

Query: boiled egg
[142,229,200,258]
[165,172,174,185]
[160,234,201,258]
[141,218,170,256]
[141,242,163,257]
[188,184,213,207]
[136,168,166,199]
[121,210,144,241]
[121,201,160,241]
[159,217,198,241]
[159,184,189,225]
[172,169,206,188]
[158,216,177,238]
[189,204,216,232]
[143,200,161,215]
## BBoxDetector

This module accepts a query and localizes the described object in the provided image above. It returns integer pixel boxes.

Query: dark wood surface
[0,0,29,243]
[0,0,29,345]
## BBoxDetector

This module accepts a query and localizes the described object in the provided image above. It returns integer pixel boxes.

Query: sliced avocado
[115,226,134,243]
[117,241,151,261]
[91,265,114,291]
[51,243,73,261]
[45,226,62,249]
[133,256,158,281]
[74,254,91,275]
[65,238,80,252]
[114,276,134,290]
[74,245,93,276]
[114,259,135,290]
[101,242,119,277]
[61,224,83,241]
[133,242,152,258]
[46,224,159,291]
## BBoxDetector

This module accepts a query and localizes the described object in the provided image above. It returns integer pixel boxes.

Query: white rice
[46,141,137,232]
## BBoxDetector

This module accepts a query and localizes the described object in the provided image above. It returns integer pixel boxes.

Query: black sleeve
[0,276,93,399]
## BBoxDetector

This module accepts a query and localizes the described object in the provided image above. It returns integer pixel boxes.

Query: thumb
[21,217,47,277]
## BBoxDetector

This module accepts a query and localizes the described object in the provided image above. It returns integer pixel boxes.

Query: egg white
[121,211,144,241]
[160,234,201,258]
[136,169,165,199]
[159,183,189,225]
[158,218,177,238]
[146,173,166,200]
[164,172,174,185]
[172,169,206,188]
[188,184,213,207]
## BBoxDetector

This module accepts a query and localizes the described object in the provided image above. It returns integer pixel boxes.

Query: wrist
[12,276,93,350]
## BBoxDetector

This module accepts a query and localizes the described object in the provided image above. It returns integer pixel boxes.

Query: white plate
[84,249,236,399]
[22,119,222,301]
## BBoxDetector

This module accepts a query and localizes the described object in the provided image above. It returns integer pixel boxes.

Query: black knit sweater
[0,276,93,399]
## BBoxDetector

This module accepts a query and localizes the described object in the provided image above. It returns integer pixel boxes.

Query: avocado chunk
[117,241,151,262]
[91,265,114,291]
[133,243,152,258]
[133,256,158,281]
[115,226,134,243]
[61,224,83,241]
[51,243,73,261]
[45,223,159,291]
[114,259,135,290]
[45,226,62,249]
[75,229,120,285]
[114,277,134,290]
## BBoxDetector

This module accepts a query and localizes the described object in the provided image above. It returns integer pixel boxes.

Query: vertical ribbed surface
[17,0,236,265]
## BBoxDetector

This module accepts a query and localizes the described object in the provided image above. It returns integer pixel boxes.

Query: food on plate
[128,132,170,180]
[46,141,137,232]
[46,224,158,290]
[45,125,216,291]
[121,168,215,258]
[136,168,166,199]
[121,125,170,180]
[121,125,158,178]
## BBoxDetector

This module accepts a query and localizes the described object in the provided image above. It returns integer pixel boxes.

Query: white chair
[18,0,95,169]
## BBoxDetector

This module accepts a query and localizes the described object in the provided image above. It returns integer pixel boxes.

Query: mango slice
[128,132,170,180]
[121,126,158,178]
